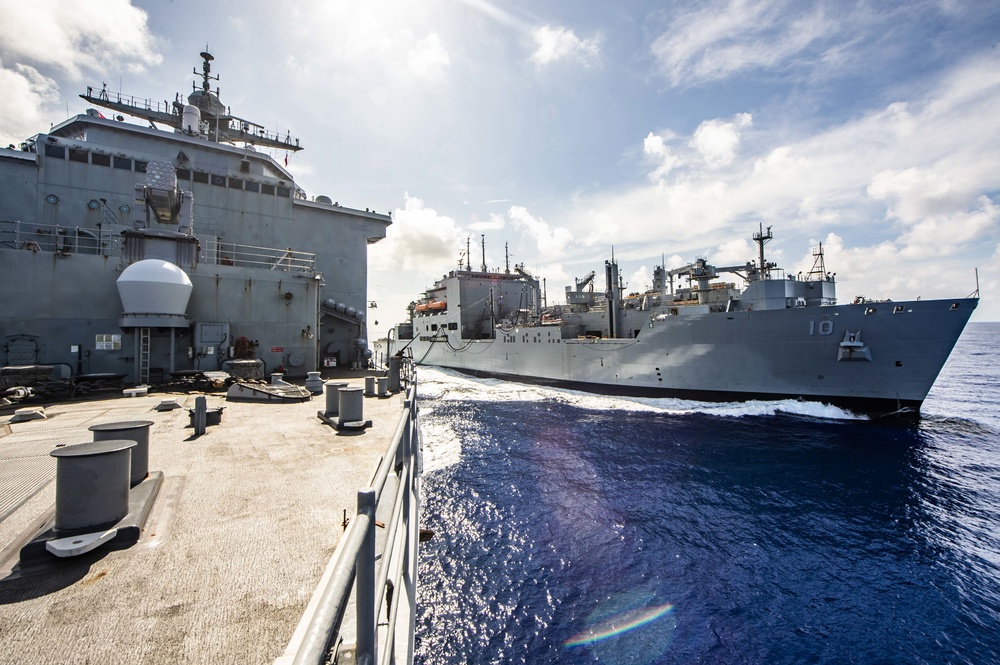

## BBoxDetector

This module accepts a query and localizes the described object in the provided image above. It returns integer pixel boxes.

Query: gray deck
[0,376,409,664]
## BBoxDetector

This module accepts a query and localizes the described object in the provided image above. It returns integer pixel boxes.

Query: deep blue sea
[413,322,1000,664]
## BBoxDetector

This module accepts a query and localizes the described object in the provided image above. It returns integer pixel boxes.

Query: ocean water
[413,322,1000,665]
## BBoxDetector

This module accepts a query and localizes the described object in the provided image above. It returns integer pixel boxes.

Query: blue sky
[2,0,999,337]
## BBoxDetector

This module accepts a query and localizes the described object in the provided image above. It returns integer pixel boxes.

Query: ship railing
[278,371,420,665]
[201,237,316,272]
[0,220,105,255]
[84,85,177,117]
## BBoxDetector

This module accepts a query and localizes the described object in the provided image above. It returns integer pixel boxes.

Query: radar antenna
[195,49,219,95]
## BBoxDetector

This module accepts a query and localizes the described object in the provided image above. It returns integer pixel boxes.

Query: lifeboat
[414,300,446,314]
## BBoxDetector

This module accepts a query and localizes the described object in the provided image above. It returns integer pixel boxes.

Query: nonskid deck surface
[0,376,406,664]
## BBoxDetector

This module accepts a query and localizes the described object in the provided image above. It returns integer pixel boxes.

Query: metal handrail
[282,368,420,665]
[201,237,316,272]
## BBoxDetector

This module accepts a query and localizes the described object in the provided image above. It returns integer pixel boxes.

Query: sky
[2,0,999,338]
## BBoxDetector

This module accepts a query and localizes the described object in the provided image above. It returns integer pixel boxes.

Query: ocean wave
[417,412,463,473]
[414,367,863,421]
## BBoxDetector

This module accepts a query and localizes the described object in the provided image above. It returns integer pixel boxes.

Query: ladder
[139,327,150,385]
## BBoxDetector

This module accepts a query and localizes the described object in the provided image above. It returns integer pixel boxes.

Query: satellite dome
[117,259,193,317]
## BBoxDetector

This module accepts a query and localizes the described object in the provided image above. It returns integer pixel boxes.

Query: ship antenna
[466,236,471,271]
[504,243,510,274]
[481,234,487,273]
[753,223,773,279]
[195,48,219,94]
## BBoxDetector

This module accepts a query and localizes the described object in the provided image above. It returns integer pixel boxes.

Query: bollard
[324,381,349,416]
[51,439,136,531]
[364,375,376,396]
[194,395,207,436]
[271,373,285,386]
[338,386,364,427]
[388,356,401,393]
[377,376,388,397]
[89,420,153,487]
[305,371,324,394]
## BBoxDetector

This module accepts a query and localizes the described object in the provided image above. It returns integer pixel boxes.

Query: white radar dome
[117,259,193,316]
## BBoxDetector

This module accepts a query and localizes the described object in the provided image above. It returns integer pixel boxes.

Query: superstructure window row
[45,144,290,197]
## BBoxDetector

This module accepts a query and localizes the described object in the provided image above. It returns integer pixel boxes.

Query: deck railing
[0,220,112,255]
[201,237,316,272]
[279,368,420,665]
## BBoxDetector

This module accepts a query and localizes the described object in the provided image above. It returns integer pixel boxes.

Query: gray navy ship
[0,52,390,396]
[390,228,978,416]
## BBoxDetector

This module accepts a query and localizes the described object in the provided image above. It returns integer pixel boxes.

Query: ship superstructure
[0,52,390,387]
[391,227,978,416]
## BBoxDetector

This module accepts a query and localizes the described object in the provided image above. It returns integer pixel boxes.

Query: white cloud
[644,131,680,181]
[626,265,652,294]
[650,0,836,87]
[710,238,755,266]
[690,113,752,168]
[530,25,602,68]
[0,62,59,146]
[0,0,161,145]
[0,0,160,80]
[507,206,573,258]
[370,194,464,272]
[562,51,1000,312]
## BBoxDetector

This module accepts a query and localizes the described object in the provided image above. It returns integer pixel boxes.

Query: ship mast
[80,51,304,153]
[753,223,775,280]
[806,242,828,281]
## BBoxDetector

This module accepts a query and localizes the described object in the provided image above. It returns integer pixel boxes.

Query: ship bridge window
[211,174,226,187]
[262,183,275,195]
[69,148,88,163]
[245,181,260,193]
[176,168,191,180]
[44,144,66,159]
[135,160,147,173]
[448,322,458,330]
[91,153,111,167]
[193,171,209,184]
[228,177,243,190]
[115,157,132,170]
[277,186,291,198]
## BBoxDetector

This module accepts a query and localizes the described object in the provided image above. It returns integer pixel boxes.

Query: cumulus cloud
[0,0,161,80]
[507,206,573,258]
[643,113,751,185]
[690,113,752,168]
[565,52,1000,304]
[530,25,603,68]
[370,194,464,272]
[644,131,680,181]
[0,62,59,146]
[0,0,161,145]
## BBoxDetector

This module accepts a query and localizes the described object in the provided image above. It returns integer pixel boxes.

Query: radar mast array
[80,52,303,153]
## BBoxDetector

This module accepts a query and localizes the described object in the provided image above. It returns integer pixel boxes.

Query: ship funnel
[117,259,193,328]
